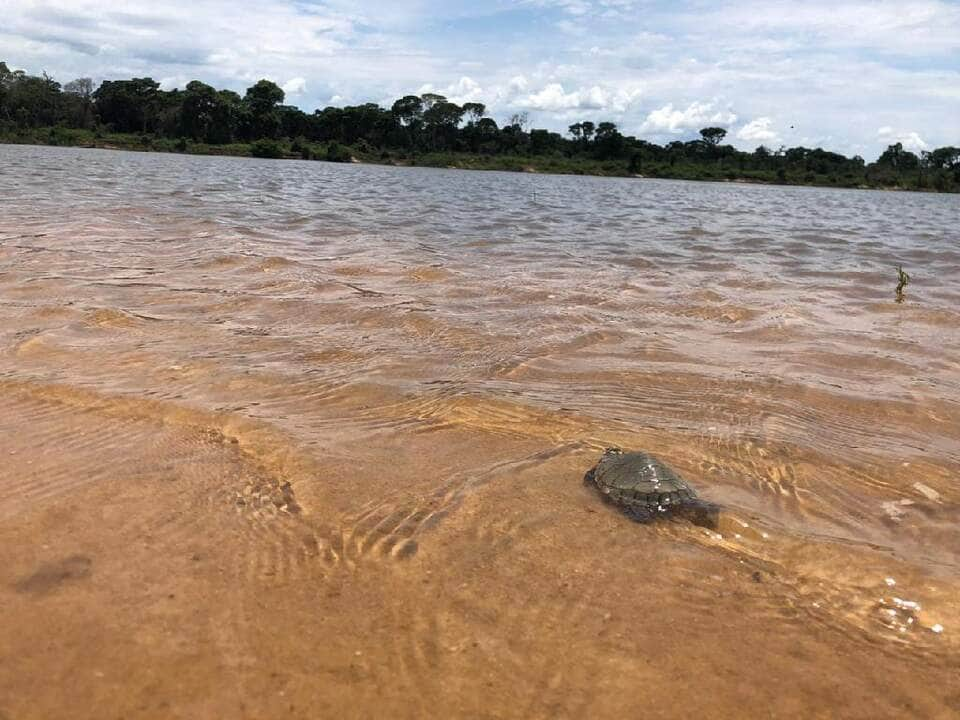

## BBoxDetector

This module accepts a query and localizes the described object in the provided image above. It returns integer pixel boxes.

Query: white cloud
[417,76,485,105]
[524,0,640,18]
[282,77,307,96]
[0,0,435,108]
[639,102,738,135]
[158,76,185,91]
[737,117,781,145]
[523,83,594,111]
[877,126,929,152]
[1,0,957,158]
[690,0,960,55]
[516,83,642,114]
[508,76,530,94]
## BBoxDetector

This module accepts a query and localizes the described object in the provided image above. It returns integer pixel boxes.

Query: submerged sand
[1,146,958,719]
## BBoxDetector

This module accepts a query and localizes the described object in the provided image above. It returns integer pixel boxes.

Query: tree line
[1,61,958,191]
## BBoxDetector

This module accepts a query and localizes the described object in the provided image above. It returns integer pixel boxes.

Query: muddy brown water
[0,144,958,719]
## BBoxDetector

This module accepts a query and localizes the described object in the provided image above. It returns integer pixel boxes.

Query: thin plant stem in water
[895,265,910,303]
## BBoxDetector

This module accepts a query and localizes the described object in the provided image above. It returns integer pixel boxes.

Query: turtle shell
[587,448,700,519]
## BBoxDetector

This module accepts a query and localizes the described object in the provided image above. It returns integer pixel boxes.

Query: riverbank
[3,128,955,193]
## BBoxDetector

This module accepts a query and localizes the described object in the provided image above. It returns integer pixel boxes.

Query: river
[1,144,958,718]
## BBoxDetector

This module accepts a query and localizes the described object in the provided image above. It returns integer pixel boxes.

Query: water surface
[1,145,958,718]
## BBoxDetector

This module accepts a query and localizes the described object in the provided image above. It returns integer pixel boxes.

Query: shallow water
[1,144,958,718]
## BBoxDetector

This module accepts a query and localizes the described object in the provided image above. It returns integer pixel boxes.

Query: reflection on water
[1,145,958,718]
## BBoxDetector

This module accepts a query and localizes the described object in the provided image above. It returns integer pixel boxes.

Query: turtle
[584,447,720,529]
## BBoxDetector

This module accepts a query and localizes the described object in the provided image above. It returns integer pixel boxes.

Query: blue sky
[3,0,959,158]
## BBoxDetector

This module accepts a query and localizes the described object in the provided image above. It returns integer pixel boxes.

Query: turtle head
[603,447,623,456]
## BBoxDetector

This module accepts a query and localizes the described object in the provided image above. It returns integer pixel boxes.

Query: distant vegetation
[2,61,958,192]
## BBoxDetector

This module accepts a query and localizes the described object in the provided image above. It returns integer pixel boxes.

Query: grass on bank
[2,126,956,193]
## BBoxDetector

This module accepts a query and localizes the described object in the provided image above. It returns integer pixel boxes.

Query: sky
[2,0,959,159]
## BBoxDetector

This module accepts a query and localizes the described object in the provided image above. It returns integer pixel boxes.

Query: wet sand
[0,145,958,719]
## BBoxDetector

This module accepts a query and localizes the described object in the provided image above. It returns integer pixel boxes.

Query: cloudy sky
[3,0,959,158]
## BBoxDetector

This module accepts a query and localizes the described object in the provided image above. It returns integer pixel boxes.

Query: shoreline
[3,135,955,195]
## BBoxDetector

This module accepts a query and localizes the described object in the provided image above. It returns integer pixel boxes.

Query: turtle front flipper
[675,500,720,531]
[622,505,657,523]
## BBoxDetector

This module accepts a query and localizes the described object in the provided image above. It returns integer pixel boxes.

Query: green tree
[594,121,624,159]
[420,93,446,111]
[206,90,241,144]
[391,95,423,126]
[1,59,956,194]
[876,143,919,171]
[279,105,311,139]
[0,62,11,118]
[339,103,391,144]
[476,117,498,133]
[509,112,530,132]
[461,102,486,122]
[180,80,219,141]
[423,100,464,150]
[753,145,771,168]
[928,146,960,170]
[243,79,284,139]
[463,116,499,153]
[530,128,564,155]
[0,68,62,127]
[62,77,94,128]
[390,95,423,149]
[699,127,727,146]
[94,78,161,133]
